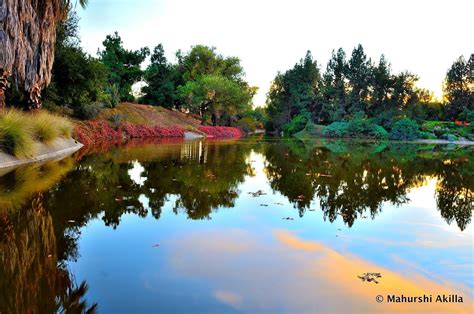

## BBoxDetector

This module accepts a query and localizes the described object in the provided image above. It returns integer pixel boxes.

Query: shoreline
[0,137,83,173]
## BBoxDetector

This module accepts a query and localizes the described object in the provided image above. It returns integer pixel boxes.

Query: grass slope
[100,103,202,130]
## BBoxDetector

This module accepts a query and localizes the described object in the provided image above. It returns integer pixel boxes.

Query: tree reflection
[0,193,96,314]
[435,157,473,231]
[264,140,473,229]
[0,138,471,312]
[142,141,250,220]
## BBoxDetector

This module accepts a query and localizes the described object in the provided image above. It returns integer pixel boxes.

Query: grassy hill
[99,103,202,130]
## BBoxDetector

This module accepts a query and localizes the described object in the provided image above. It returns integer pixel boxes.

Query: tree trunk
[0,0,65,109]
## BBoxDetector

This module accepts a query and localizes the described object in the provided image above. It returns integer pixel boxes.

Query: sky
[77,0,473,106]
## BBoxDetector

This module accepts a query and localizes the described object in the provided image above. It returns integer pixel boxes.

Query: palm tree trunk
[0,0,65,109]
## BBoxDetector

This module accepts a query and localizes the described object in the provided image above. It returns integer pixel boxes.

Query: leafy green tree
[177,45,244,82]
[443,56,473,120]
[176,45,255,125]
[42,10,110,118]
[178,75,254,125]
[98,32,150,103]
[141,44,176,108]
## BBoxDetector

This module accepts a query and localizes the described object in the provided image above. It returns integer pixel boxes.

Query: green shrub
[294,122,327,138]
[324,122,349,137]
[0,110,35,157]
[418,131,437,140]
[283,115,307,135]
[109,113,124,129]
[236,117,257,133]
[440,133,458,141]
[346,114,388,139]
[389,118,420,140]
[74,102,104,120]
[32,112,60,143]
[459,108,474,122]
[372,125,389,139]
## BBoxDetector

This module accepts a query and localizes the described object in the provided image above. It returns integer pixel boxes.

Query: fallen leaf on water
[357,272,382,284]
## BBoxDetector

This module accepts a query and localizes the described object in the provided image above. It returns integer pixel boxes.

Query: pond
[0,138,472,313]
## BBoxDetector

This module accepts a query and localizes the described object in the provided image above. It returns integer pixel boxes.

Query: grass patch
[32,111,73,143]
[32,111,60,143]
[0,110,35,158]
[55,115,73,138]
[0,109,74,158]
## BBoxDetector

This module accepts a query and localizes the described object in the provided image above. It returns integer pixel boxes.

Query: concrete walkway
[0,137,83,172]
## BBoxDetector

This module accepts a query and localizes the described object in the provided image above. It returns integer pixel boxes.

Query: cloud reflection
[167,229,473,313]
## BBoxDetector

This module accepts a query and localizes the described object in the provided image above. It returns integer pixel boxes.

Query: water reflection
[264,140,472,230]
[0,138,472,313]
[0,193,96,313]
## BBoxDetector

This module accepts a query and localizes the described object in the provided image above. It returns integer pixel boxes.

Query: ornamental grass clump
[0,110,35,158]
[32,111,60,143]
[55,115,73,138]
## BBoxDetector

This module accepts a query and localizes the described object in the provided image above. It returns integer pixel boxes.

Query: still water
[0,138,472,313]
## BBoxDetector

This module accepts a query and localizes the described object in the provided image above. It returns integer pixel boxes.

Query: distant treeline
[5,9,472,136]
[265,47,473,136]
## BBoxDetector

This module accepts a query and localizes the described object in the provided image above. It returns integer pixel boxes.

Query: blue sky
[77,0,473,106]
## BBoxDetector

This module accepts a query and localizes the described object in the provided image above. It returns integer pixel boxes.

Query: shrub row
[74,120,123,146]
[121,123,184,138]
[197,126,244,138]
[0,109,73,158]
[324,120,388,139]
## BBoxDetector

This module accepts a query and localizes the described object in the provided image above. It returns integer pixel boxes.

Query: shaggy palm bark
[0,0,65,109]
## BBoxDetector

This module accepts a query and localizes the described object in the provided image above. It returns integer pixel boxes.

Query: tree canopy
[264,45,468,135]
[98,32,150,102]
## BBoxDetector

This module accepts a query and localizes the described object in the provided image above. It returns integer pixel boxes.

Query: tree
[321,48,348,121]
[178,74,254,125]
[43,9,111,118]
[141,44,176,108]
[443,56,473,120]
[265,51,321,132]
[177,45,244,83]
[98,32,149,103]
[0,0,88,109]
[176,45,255,125]
[346,44,371,114]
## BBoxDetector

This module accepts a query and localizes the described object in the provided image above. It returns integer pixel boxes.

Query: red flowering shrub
[74,120,185,147]
[74,120,122,146]
[198,126,244,138]
[121,123,184,138]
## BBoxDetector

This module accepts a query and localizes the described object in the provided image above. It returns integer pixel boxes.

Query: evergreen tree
[98,32,150,102]
[443,56,473,120]
[346,44,371,115]
[141,44,176,108]
[321,48,347,121]
[265,51,321,133]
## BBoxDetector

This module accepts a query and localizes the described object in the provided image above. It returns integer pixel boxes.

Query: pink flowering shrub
[74,120,185,146]
[198,126,244,138]
[121,123,184,138]
[74,120,122,146]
